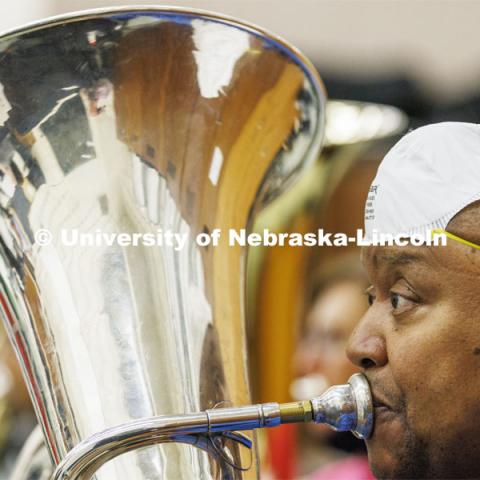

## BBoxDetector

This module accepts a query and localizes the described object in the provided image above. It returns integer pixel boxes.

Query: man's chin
[367,413,409,477]
[366,415,429,479]
[366,442,400,479]
[367,450,429,480]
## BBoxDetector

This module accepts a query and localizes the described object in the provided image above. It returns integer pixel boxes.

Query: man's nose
[346,313,387,369]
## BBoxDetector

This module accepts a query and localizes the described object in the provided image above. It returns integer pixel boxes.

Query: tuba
[0,7,372,479]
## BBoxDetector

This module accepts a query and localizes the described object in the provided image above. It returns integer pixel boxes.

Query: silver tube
[52,373,373,479]
[52,408,268,480]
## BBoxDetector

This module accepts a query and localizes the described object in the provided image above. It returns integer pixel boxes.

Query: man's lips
[373,397,393,410]
[372,392,397,423]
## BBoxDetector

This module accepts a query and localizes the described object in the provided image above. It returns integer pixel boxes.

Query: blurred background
[0,1,479,479]
[3,0,480,121]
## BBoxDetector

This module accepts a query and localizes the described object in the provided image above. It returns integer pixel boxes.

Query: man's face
[347,241,480,479]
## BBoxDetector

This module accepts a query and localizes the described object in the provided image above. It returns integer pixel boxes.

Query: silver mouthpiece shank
[309,373,373,439]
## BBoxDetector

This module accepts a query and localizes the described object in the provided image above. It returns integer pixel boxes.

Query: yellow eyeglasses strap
[431,228,480,251]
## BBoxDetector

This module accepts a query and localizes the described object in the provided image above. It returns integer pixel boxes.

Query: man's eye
[390,292,416,315]
[364,287,376,306]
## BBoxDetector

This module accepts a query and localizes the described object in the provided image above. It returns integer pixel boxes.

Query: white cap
[365,122,480,238]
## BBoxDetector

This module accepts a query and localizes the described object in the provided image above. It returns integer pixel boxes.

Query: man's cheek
[389,345,435,432]
[392,343,461,438]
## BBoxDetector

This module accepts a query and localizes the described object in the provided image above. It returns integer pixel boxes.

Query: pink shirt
[312,456,375,480]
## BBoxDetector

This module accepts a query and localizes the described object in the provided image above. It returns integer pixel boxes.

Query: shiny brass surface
[0,7,325,479]
[278,400,313,424]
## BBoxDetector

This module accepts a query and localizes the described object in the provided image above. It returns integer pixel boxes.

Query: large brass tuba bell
[0,7,327,479]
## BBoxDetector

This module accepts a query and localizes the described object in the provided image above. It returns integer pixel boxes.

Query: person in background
[293,256,374,480]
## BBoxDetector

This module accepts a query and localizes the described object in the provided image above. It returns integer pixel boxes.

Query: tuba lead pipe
[51,374,373,480]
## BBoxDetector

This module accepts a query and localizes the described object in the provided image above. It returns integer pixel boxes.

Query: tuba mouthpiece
[279,373,374,439]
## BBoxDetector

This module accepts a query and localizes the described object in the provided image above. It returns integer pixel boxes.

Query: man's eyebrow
[372,251,429,268]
